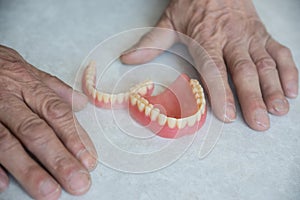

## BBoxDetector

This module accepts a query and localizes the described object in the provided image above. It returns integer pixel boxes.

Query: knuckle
[231,59,256,77]
[45,99,72,122]
[16,117,55,147]
[255,57,276,72]
[276,46,292,58]
[0,126,20,154]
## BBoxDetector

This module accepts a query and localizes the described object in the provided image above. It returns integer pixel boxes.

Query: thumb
[120,15,177,65]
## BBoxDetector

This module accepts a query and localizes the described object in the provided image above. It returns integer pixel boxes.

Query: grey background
[0,0,300,199]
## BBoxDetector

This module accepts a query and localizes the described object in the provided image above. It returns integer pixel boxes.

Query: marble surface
[0,0,300,199]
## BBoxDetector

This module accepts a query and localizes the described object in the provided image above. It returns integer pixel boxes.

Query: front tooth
[138,102,145,112]
[103,94,110,104]
[167,117,177,129]
[97,92,103,102]
[117,93,124,104]
[177,118,187,129]
[187,115,196,127]
[110,94,117,104]
[130,95,137,106]
[145,105,152,116]
[158,114,167,126]
[92,88,97,99]
[150,108,160,121]
[141,98,149,105]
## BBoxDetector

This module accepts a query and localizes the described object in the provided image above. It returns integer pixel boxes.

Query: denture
[82,62,206,138]
[82,61,154,109]
[128,74,206,138]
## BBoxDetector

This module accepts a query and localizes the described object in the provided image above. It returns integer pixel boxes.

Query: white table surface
[0,0,300,200]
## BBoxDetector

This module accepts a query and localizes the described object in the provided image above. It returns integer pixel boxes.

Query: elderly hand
[121,0,298,131]
[0,45,97,199]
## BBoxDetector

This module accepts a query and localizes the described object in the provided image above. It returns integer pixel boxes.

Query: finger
[27,64,88,112]
[266,38,299,98]
[22,82,98,171]
[191,43,236,122]
[225,43,270,131]
[120,14,177,65]
[250,41,289,115]
[0,122,61,199]
[0,165,9,192]
[0,97,92,195]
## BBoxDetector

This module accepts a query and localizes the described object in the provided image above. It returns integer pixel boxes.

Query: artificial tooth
[124,92,129,102]
[92,89,97,99]
[97,92,103,102]
[138,102,145,112]
[192,87,199,94]
[145,105,152,116]
[138,86,147,96]
[150,108,160,121]
[110,94,117,104]
[140,98,149,105]
[187,115,196,127]
[130,95,137,106]
[87,85,94,95]
[103,94,110,104]
[117,93,124,104]
[158,114,167,126]
[147,82,153,90]
[196,109,202,121]
[200,103,205,114]
[196,98,202,105]
[177,118,187,129]
[167,117,177,129]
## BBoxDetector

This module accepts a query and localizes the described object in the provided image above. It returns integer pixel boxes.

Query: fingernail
[40,179,59,197]
[72,90,89,112]
[77,149,98,171]
[272,99,288,112]
[224,104,236,122]
[254,109,269,129]
[286,81,298,98]
[68,170,90,193]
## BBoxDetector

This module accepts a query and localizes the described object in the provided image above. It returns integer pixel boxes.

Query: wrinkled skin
[121,0,299,131]
[0,45,98,199]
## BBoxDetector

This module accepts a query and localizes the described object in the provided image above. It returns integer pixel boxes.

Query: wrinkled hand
[121,0,298,131]
[0,45,97,199]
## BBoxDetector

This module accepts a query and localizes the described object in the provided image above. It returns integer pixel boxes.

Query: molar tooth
[124,92,129,102]
[158,114,167,126]
[187,115,196,127]
[87,85,94,95]
[138,86,147,96]
[200,103,205,114]
[147,82,153,90]
[145,105,152,116]
[150,108,160,121]
[110,94,117,104]
[196,98,202,105]
[167,117,177,129]
[97,92,103,102]
[130,95,137,106]
[196,109,202,121]
[117,93,124,104]
[138,101,145,112]
[92,88,97,99]
[177,118,187,129]
[103,93,110,104]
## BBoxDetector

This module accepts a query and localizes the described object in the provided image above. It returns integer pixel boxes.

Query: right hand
[0,45,98,200]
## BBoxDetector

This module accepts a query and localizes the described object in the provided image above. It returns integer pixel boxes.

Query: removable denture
[82,62,206,138]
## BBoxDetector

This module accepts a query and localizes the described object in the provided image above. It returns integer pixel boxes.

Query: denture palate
[82,61,154,108]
